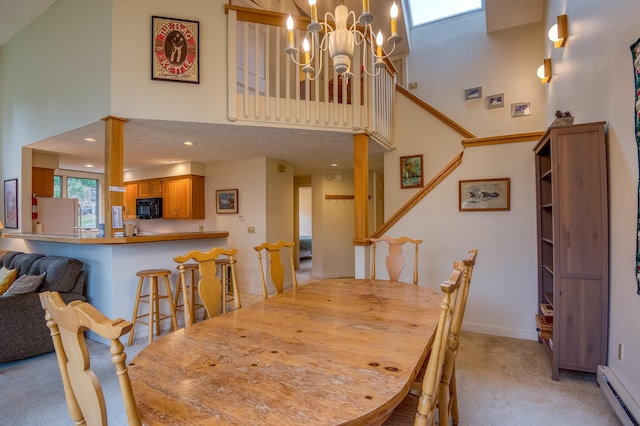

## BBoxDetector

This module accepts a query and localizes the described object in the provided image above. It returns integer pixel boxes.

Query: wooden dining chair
[369,236,423,284]
[174,247,240,326]
[383,265,463,426]
[254,240,298,299]
[39,291,141,426]
[438,248,478,426]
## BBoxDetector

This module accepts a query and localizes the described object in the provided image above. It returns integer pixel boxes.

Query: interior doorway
[297,186,312,281]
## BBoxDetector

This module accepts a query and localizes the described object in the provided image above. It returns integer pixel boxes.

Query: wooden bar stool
[216,258,239,314]
[174,262,205,323]
[128,269,178,346]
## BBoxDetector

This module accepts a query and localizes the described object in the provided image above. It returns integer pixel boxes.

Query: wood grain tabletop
[128,278,441,425]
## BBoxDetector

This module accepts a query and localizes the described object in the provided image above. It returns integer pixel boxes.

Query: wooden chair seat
[40,291,141,425]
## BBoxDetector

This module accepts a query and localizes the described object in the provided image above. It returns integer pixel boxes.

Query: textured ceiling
[28,119,387,175]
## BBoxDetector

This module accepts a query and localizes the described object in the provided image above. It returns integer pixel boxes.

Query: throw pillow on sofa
[0,267,18,295]
[2,272,46,297]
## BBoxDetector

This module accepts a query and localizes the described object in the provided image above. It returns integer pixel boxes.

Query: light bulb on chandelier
[285,0,402,81]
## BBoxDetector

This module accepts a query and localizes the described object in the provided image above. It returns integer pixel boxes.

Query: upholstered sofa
[0,250,86,363]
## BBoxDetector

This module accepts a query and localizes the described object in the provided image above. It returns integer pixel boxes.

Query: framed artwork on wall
[464,86,482,101]
[216,189,238,214]
[3,179,18,228]
[486,93,504,109]
[400,155,423,189]
[459,178,510,211]
[151,16,199,84]
[511,102,531,117]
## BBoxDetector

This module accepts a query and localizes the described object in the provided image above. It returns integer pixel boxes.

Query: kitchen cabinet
[32,167,54,197]
[138,179,162,198]
[533,122,608,380]
[162,175,205,219]
[123,182,139,220]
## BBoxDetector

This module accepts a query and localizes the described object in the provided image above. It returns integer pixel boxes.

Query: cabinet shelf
[534,122,608,381]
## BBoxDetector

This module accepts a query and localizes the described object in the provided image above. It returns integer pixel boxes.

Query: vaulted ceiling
[1,0,542,175]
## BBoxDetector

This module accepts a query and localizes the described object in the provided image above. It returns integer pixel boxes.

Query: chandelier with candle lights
[285,0,401,80]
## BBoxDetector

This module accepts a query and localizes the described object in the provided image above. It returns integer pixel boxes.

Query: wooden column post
[353,133,369,243]
[102,115,128,238]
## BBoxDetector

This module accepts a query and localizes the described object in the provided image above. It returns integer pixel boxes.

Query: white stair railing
[226,5,395,147]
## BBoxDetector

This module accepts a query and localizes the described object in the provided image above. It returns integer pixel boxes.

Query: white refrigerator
[36,197,80,235]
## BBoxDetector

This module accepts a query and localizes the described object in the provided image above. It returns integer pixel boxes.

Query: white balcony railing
[226,5,396,147]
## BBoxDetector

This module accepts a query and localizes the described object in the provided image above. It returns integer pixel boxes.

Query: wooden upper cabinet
[32,167,54,197]
[162,175,205,219]
[138,179,162,198]
[123,182,139,219]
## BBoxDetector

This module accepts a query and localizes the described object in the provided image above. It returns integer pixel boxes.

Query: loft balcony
[226,5,397,148]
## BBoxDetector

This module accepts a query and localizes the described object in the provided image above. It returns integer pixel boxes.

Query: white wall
[206,156,267,295]
[0,0,113,228]
[381,140,538,339]
[545,0,640,404]
[311,170,356,279]
[110,0,230,123]
[299,187,312,236]
[406,11,547,136]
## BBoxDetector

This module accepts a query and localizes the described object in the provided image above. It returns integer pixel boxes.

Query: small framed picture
[151,16,199,84]
[400,155,423,189]
[216,189,238,214]
[511,102,531,117]
[3,178,18,228]
[464,87,482,101]
[486,93,504,109]
[459,178,510,211]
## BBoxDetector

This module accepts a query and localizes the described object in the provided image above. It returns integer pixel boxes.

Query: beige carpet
[385,332,620,425]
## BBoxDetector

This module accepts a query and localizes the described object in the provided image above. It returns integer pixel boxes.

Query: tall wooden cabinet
[534,122,609,380]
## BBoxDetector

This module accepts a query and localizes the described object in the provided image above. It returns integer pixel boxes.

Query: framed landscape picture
[400,155,423,189]
[3,179,18,228]
[459,178,510,211]
[216,189,238,214]
[151,16,199,83]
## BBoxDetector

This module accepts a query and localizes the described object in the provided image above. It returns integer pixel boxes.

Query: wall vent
[598,365,640,426]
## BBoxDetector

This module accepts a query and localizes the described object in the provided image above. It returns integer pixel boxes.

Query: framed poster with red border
[151,16,199,84]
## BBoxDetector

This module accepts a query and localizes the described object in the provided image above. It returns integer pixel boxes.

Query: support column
[102,115,128,238]
[353,133,369,243]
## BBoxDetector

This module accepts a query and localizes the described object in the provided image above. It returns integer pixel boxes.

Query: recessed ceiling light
[84,137,97,142]
[183,141,194,146]
[331,163,338,167]
[84,164,95,168]
[169,160,178,163]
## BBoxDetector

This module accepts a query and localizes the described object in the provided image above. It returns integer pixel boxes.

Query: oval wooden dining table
[128,278,442,425]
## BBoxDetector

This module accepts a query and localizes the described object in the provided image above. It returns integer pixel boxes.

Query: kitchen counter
[2,231,229,244]
[1,230,230,342]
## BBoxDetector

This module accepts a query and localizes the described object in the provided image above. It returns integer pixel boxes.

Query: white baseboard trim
[597,365,640,426]
[462,322,539,341]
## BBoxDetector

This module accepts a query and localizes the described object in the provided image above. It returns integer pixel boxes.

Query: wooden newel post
[353,133,369,243]
[102,115,129,238]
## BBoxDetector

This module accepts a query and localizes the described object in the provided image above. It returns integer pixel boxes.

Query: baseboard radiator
[597,365,640,426]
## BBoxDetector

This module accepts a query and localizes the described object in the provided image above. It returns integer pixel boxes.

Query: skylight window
[407,0,483,27]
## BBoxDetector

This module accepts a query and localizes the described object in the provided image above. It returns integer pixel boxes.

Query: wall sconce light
[548,14,568,48]
[536,58,552,83]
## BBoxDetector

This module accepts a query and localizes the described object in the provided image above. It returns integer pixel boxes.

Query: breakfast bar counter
[2,230,228,244]
[1,231,230,341]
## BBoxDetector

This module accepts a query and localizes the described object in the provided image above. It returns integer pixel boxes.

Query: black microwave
[136,197,162,219]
